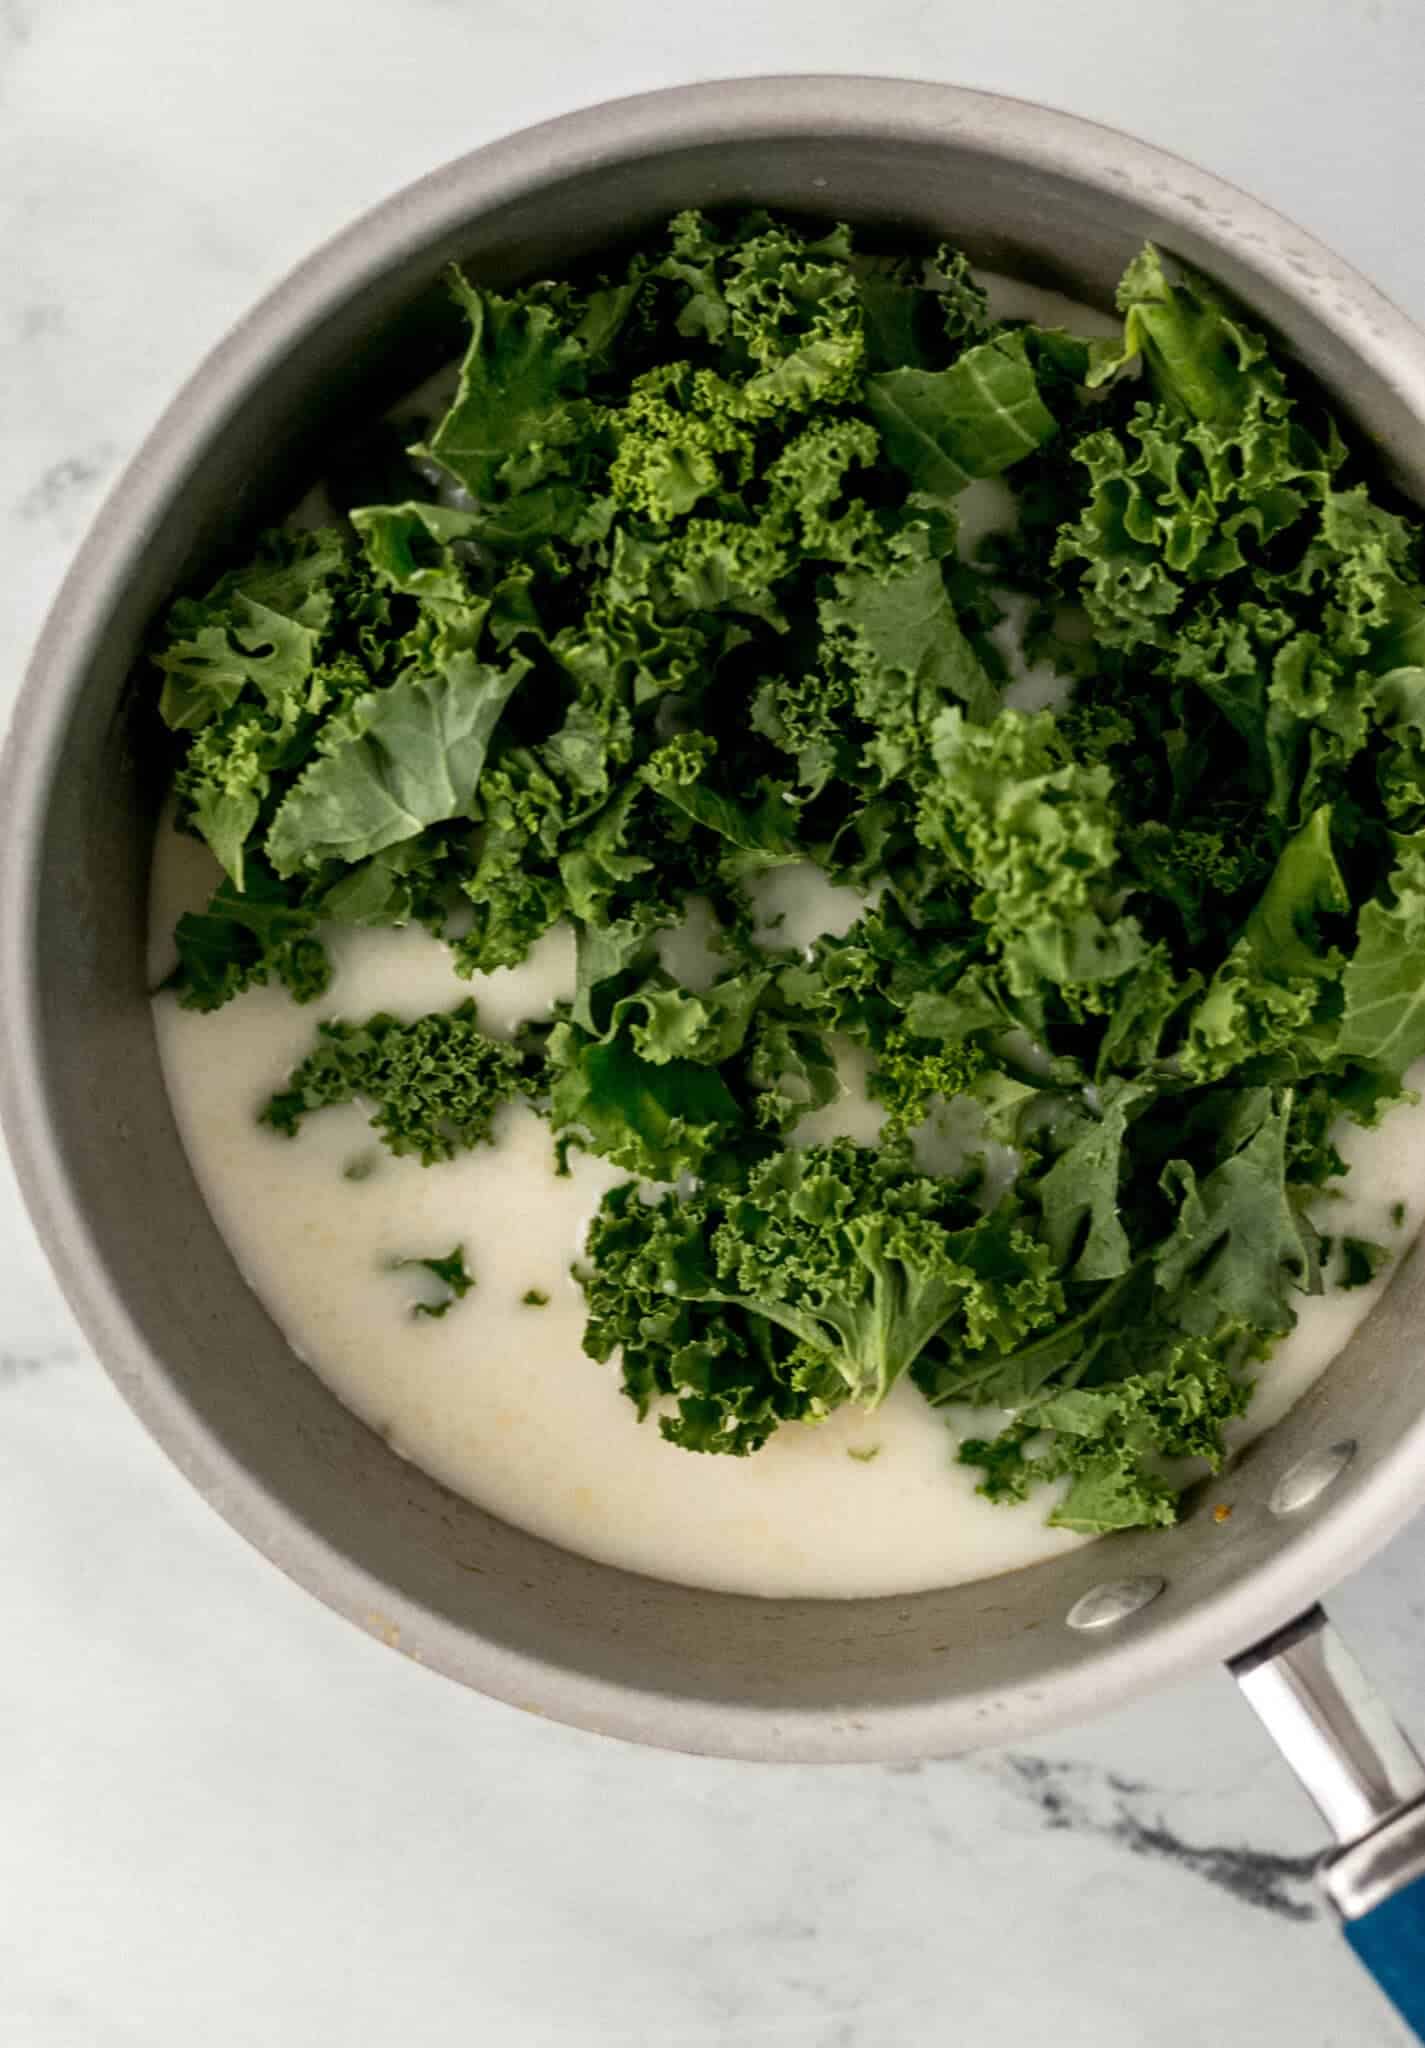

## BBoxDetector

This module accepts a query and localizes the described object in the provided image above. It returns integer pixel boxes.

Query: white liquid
[145,269,1425,1598]
[149,823,1425,1599]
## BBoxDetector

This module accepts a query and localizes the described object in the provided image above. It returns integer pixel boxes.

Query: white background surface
[6,3,1425,2043]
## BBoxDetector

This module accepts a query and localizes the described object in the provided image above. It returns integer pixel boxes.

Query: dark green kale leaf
[1178,805,1349,1083]
[1033,1080,1150,1283]
[413,272,596,502]
[394,1244,475,1318]
[641,735,806,875]
[580,1181,850,1456]
[578,1140,1062,1430]
[1339,1236,1390,1290]
[1155,1089,1316,1334]
[158,528,392,890]
[261,1000,538,1163]
[543,953,835,1180]
[820,526,1001,772]
[959,1342,1253,1533]
[168,859,330,1011]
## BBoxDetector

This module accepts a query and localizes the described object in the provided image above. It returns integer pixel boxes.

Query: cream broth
[150,827,1425,1598]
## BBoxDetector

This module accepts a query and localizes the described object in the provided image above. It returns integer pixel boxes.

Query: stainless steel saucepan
[5,75,1425,2029]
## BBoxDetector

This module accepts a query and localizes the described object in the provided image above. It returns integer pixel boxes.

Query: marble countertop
[6,3,1425,2042]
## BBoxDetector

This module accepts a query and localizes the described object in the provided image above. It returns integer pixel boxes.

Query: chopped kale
[156,218,1425,1533]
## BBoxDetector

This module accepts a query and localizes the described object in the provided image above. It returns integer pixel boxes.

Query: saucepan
[5,75,1425,2029]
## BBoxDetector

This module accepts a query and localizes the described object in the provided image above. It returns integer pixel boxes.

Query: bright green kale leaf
[1055,251,1330,660]
[821,527,1000,774]
[545,1022,744,1181]
[543,951,832,1178]
[1156,1089,1314,1335]
[920,706,1143,1000]
[266,654,531,875]
[869,1027,987,1138]
[866,331,1060,497]
[617,969,775,1068]
[1096,243,1285,429]
[1240,804,1350,979]
[154,528,351,731]
[608,361,756,524]
[1339,834,1425,1079]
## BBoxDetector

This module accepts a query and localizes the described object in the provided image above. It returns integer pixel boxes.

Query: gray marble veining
[4,2,1425,2042]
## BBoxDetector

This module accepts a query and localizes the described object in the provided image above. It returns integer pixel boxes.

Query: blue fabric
[1345,1874,1425,2040]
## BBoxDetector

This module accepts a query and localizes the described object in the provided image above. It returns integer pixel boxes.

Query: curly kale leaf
[579,1180,849,1457]
[261,999,537,1163]
[156,212,1037,1006]
[1057,247,1328,657]
[413,271,599,503]
[265,653,532,876]
[919,706,1145,1003]
[394,1244,475,1319]
[155,220,1425,1546]
[866,330,1061,498]
[167,859,330,1011]
[544,956,833,1179]
[960,1342,1253,1532]
[154,527,355,733]
[158,529,391,889]
[1178,804,1350,1083]
[546,1023,744,1182]
[916,1085,1318,1387]
[579,1141,1062,1435]
[820,526,1001,773]
[1339,832,1425,1079]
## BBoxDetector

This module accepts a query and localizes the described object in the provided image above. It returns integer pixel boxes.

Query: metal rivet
[1066,1575,1166,1632]
[1270,1440,1356,1517]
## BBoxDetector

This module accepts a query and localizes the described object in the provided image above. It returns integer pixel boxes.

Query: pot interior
[14,89,1425,1757]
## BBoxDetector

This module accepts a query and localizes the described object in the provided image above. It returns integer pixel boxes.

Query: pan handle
[1232,1605,1425,2038]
